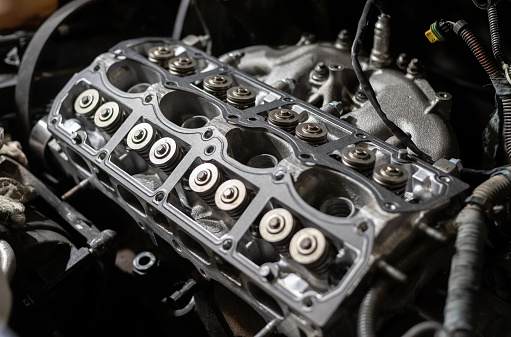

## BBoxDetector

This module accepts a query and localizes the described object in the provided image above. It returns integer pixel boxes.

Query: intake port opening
[293,167,374,216]
[106,59,161,92]
[159,90,222,129]
[225,128,293,169]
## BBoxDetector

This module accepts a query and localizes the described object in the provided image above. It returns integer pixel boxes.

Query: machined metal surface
[42,37,469,336]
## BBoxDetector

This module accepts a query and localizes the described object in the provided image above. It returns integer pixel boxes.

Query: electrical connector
[425,19,453,43]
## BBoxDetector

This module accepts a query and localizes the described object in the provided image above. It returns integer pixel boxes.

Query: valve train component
[42,37,468,336]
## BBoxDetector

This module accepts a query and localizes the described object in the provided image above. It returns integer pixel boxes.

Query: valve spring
[147,45,174,69]
[341,146,376,176]
[169,56,197,76]
[149,137,182,175]
[214,179,251,220]
[203,75,233,102]
[267,109,300,133]
[189,163,224,207]
[226,86,256,109]
[94,102,124,135]
[74,89,102,119]
[295,123,328,145]
[372,164,409,195]
[259,208,297,256]
[126,123,159,162]
[289,228,334,278]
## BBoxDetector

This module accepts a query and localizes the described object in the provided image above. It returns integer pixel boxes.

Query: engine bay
[1,1,511,336]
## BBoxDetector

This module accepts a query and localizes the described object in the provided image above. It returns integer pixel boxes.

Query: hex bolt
[407,58,425,76]
[396,53,410,70]
[355,85,368,102]
[311,62,329,81]
[335,29,351,50]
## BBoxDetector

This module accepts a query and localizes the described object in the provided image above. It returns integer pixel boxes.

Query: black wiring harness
[352,0,433,163]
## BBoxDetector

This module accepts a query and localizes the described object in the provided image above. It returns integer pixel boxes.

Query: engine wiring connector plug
[425,19,453,43]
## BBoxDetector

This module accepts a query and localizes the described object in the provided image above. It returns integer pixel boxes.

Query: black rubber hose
[443,169,511,337]
[454,20,501,78]
[487,4,507,67]
[502,97,511,159]
[401,321,442,337]
[357,242,434,337]
[351,0,433,163]
[357,281,389,337]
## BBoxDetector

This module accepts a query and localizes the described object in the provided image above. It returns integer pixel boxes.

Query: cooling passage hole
[355,133,367,139]
[299,154,311,160]
[199,269,207,278]
[203,129,214,140]
[320,197,355,217]
[155,192,165,202]
[248,117,258,121]
[205,145,216,155]
[283,98,293,102]
[227,115,238,120]
[94,64,100,71]
[303,297,313,308]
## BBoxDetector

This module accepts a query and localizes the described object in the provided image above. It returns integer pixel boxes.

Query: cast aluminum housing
[42,37,468,336]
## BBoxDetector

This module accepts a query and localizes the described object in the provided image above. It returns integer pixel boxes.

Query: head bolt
[312,62,329,81]
[396,53,410,70]
[407,58,425,75]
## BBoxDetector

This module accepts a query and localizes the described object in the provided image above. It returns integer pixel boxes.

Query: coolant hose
[454,20,501,78]
[443,169,511,337]
[357,243,434,337]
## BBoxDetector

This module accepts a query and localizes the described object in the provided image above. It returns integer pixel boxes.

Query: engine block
[43,37,468,336]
